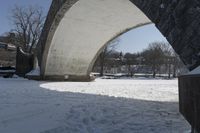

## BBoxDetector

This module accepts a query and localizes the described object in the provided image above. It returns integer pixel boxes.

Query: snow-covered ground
[0,78,190,133]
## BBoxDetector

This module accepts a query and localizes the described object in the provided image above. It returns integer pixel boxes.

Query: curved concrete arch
[87,23,152,76]
[38,0,79,79]
[37,0,200,81]
[40,0,151,80]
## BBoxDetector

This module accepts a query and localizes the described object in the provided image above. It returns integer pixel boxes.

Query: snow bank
[187,66,200,75]
[26,67,40,76]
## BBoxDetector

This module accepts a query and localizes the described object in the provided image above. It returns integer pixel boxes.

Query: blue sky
[116,24,168,53]
[0,0,51,34]
[0,0,167,53]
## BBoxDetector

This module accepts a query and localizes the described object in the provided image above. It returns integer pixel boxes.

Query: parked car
[0,66,16,78]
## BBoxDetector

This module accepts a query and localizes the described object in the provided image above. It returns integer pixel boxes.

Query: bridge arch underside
[41,0,151,81]
[40,0,200,81]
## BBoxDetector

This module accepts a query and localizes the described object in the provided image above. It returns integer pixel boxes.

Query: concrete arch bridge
[37,0,200,81]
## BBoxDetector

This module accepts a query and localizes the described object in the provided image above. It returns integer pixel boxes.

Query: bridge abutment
[179,74,200,133]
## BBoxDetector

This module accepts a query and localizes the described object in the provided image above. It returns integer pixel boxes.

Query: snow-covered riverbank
[0,78,190,133]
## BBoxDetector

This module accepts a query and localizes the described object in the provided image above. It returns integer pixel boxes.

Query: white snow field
[0,78,190,133]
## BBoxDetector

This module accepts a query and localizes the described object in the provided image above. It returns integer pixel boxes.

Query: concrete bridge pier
[179,72,200,133]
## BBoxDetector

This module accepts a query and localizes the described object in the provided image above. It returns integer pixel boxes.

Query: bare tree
[160,43,174,78]
[94,38,120,76]
[10,5,45,53]
[142,42,184,78]
[141,42,165,78]
[124,53,138,76]
[161,43,184,78]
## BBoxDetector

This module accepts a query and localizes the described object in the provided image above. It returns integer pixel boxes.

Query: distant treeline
[93,41,187,78]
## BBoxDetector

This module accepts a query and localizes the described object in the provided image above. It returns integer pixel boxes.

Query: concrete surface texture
[41,0,150,80]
